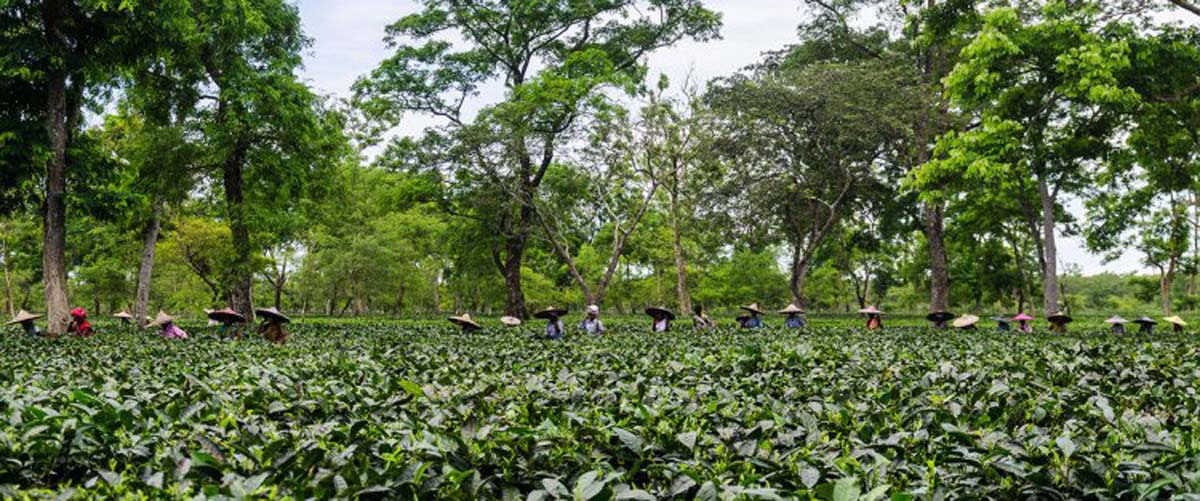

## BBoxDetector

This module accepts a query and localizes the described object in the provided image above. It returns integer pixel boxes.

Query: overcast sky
[295,0,1197,276]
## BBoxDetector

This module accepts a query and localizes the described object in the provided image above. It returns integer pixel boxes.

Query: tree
[533,79,705,306]
[707,60,919,307]
[163,0,347,319]
[0,0,186,333]
[915,1,1139,314]
[354,0,721,318]
[1085,27,1200,314]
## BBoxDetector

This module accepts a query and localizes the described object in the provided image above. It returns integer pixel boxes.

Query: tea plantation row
[2,322,1199,499]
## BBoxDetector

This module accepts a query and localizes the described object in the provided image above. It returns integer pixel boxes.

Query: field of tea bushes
[3,321,1200,499]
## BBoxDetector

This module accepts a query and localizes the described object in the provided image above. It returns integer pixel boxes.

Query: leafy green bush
[2,321,1199,498]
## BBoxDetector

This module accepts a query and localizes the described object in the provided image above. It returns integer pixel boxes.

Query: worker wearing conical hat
[927,311,955,330]
[1047,312,1072,334]
[7,310,43,337]
[146,311,189,339]
[779,304,806,328]
[952,314,980,331]
[646,307,674,333]
[1165,316,1187,334]
[1012,313,1034,333]
[1133,316,1156,335]
[1105,315,1128,335]
[209,308,247,339]
[859,306,883,330]
[534,307,568,340]
[448,313,481,334]
[113,310,134,326]
[740,304,766,329]
[255,307,291,343]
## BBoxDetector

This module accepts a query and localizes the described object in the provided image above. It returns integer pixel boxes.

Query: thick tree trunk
[2,227,14,318]
[1037,177,1060,313]
[432,268,442,313]
[223,143,254,320]
[1163,256,1176,315]
[42,62,70,335]
[501,234,528,318]
[924,202,950,312]
[789,244,810,308]
[133,199,163,326]
[670,192,692,314]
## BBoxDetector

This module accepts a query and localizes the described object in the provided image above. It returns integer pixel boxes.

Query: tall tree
[0,0,183,333]
[915,1,1138,314]
[708,60,919,307]
[1085,27,1200,314]
[165,0,346,319]
[355,0,721,318]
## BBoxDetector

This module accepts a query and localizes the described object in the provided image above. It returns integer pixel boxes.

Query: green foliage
[4,321,1200,497]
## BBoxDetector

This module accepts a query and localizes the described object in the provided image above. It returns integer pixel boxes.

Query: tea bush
[2,321,1199,499]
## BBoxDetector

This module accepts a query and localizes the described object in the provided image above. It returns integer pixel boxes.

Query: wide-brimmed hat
[1047,312,1073,323]
[952,314,980,328]
[990,316,1011,324]
[1012,313,1034,321]
[926,311,955,323]
[1105,315,1129,324]
[112,310,133,320]
[1133,316,1157,325]
[6,309,42,325]
[255,307,291,323]
[1164,316,1187,327]
[645,306,675,320]
[447,313,480,329]
[145,311,176,328]
[740,303,765,315]
[858,306,883,315]
[70,307,87,319]
[778,304,805,314]
[500,316,522,327]
[586,305,600,315]
[533,307,568,319]
[207,308,246,323]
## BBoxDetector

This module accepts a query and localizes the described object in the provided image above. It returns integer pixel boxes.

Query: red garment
[68,308,94,337]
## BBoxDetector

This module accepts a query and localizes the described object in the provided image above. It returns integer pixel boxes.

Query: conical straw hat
[6,310,42,325]
[448,313,481,329]
[145,311,176,328]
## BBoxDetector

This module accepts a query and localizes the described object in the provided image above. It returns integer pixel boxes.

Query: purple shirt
[161,323,189,339]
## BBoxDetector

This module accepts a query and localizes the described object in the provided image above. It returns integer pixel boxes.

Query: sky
[294,0,1196,276]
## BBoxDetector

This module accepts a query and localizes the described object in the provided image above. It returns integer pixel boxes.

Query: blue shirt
[744,316,764,328]
[785,315,806,328]
[545,319,564,339]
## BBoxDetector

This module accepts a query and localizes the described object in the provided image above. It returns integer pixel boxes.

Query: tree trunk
[670,191,692,314]
[133,198,163,326]
[924,202,950,312]
[501,234,528,318]
[432,268,442,313]
[1163,256,1177,315]
[1037,177,1060,314]
[2,228,14,318]
[789,243,810,308]
[42,58,70,335]
[223,141,254,319]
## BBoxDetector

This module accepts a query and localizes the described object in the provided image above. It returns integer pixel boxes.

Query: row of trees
[1,0,1199,330]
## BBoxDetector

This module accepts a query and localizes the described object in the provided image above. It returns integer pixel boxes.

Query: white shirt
[580,318,604,334]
